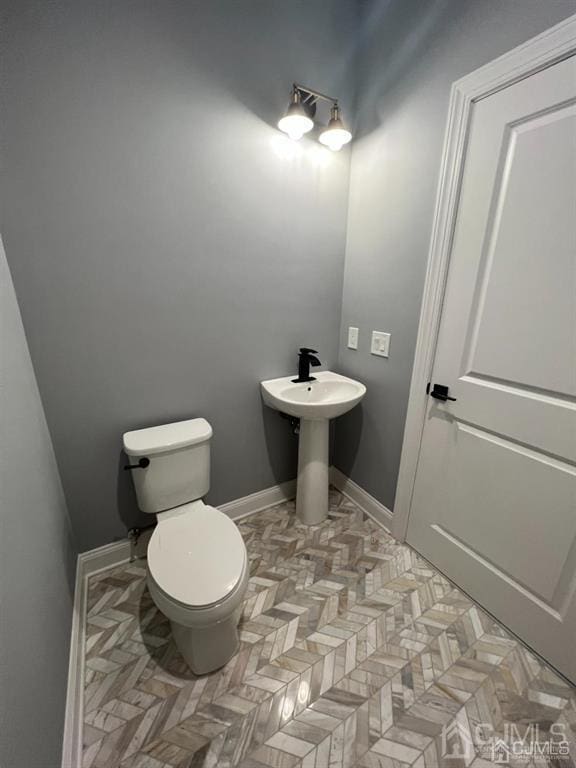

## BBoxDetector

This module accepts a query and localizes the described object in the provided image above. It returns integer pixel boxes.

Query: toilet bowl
[123,418,248,674]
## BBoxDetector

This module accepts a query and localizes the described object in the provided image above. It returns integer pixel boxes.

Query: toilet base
[170,612,241,674]
[146,540,249,676]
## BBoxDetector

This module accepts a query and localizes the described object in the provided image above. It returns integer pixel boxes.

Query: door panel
[406,54,576,681]
[445,423,576,603]
[471,105,576,395]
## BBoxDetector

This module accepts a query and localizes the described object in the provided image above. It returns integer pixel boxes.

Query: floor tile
[79,490,575,768]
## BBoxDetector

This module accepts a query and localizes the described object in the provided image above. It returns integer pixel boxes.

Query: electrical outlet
[347,326,359,350]
[371,331,390,357]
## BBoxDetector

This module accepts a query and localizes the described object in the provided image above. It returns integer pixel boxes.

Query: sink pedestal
[296,419,329,525]
[261,372,366,524]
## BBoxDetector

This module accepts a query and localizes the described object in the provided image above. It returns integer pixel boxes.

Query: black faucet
[292,347,321,383]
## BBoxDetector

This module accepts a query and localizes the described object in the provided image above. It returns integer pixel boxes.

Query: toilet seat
[147,555,249,629]
[147,501,247,608]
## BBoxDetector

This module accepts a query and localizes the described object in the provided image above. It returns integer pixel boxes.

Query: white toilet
[123,417,249,674]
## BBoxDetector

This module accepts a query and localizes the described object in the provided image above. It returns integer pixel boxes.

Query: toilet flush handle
[123,457,150,471]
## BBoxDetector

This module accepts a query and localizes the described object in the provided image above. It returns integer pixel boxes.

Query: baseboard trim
[61,554,87,768]
[60,478,297,765]
[219,478,296,521]
[329,466,393,532]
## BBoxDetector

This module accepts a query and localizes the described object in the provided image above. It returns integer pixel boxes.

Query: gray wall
[334,0,575,511]
[0,237,76,767]
[0,0,358,551]
[4,0,571,556]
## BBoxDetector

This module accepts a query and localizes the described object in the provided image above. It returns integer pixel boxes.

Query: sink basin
[261,371,366,421]
[261,370,366,525]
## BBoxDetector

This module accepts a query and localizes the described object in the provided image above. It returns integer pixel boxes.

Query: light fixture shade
[278,90,314,141]
[319,104,352,151]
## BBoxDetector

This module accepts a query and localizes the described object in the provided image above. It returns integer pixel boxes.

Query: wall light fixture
[278,84,352,151]
[277,89,314,141]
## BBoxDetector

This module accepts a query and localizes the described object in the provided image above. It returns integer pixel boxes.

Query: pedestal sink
[261,371,366,525]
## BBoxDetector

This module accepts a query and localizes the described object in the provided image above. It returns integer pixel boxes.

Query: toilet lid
[148,504,246,607]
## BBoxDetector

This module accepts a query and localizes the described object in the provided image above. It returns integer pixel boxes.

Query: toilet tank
[123,418,212,514]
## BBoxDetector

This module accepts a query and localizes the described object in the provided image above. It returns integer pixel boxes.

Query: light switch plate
[347,326,359,350]
[371,331,390,357]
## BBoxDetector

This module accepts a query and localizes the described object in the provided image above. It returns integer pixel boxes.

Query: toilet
[123,417,249,674]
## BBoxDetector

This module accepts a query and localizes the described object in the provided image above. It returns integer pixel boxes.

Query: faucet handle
[299,347,318,355]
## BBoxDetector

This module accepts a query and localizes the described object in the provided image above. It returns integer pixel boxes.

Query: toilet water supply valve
[123,457,150,470]
[280,411,300,435]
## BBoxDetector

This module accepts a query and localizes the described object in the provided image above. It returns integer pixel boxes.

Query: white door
[406,53,576,682]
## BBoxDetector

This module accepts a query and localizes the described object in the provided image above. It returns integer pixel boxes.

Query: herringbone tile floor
[81,490,576,768]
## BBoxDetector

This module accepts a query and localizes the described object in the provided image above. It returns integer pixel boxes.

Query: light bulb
[319,127,352,151]
[278,113,314,141]
[278,89,314,141]
[319,104,352,151]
